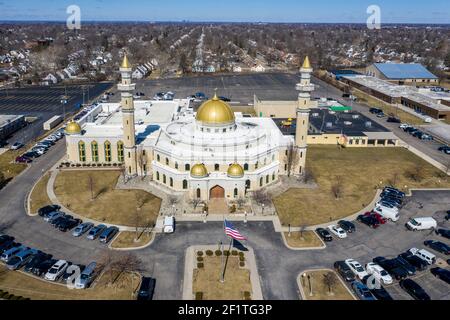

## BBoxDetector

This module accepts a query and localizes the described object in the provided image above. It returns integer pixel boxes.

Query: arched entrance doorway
[210,185,225,199]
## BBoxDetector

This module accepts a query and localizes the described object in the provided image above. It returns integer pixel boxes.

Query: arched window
[234,188,238,198]
[255,162,259,170]
[260,177,263,187]
[91,141,99,162]
[272,172,276,181]
[245,180,251,189]
[185,164,190,171]
[244,163,249,171]
[175,162,179,170]
[183,180,188,189]
[117,141,124,162]
[78,141,86,162]
[165,157,169,165]
[157,154,160,162]
[196,188,201,199]
[104,141,111,162]
[266,175,269,184]
[215,164,220,171]
[156,172,160,181]
[170,177,173,187]
[163,174,166,184]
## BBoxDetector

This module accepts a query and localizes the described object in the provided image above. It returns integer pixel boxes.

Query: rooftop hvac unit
[365,121,372,128]
[344,121,352,126]
[326,122,333,128]
[352,114,359,119]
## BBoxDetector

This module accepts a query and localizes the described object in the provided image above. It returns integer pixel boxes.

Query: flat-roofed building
[366,63,438,85]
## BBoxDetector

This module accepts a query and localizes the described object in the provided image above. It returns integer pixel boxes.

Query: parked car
[387,116,401,123]
[333,261,355,282]
[61,264,85,283]
[357,214,380,228]
[44,260,69,281]
[337,220,355,233]
[87,224,107,240]
[345,259,368,280]
[32,258,57,277]
[373,257,408,280]
[383,186,405,197]
[327,225,347,239]
[75,262,98,289]
[424,240,450,255]
[398,252,428,271]
[10,142,24,150]
[1,245,28,262]
[430,267,450,285]
[405,217,437,231]
[351,281,376,300]
[364,211,387,224]
[51,215,72,228]
[137,277,156,300]
[15,156,32,163]
[38,205,61,218]
[6,248,39,270]
[44,211,64,223]
[22,151,40,159]
[361,275,394,300]
[315,228,333,242]
[393,257,416,276]
[373,205,399,222]
[24,253,52,273]
[0,240,20,255]
[438,145,450,154]
[365,262,393,285]
[435,228,450,239]
[409,248,436,265]
[72,222,94,237]
[399,279,430,300]
[58,218,82,232]
[99,226,119,243]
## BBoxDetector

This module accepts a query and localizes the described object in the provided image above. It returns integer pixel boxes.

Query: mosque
[64,55,316,202]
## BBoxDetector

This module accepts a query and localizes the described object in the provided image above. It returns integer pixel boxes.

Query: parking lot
[0,83,112,144]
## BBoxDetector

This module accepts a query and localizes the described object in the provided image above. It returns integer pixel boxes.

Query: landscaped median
[274,145,450,227]
[53,170,161,227]
[110,231,154,250]
[297,269,355,300]
[184,246,263,300]
[28,173,52,214]
[282,231,324,249]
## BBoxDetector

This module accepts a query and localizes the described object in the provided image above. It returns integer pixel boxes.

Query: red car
[15,156,32,163]
[364,211,387,224]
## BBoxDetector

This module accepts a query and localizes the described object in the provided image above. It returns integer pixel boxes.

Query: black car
[137,277,156,300]
[399,279,430,300]
[383,187,405,197]
[58,218,82,232]
[0,234,14,246]
[52,215,73,228]
[23,253,52,273]
[438,146,450,154]
[0,240,20,255]
[38,205,61,217]
[430,267,450,285]
[357,215,379,228]
[333,261,355,282]
[315,228,332,242]
[393,257,416,276]
[32,258,57,277]
[218,96,231,102]
[435,228,450,240]
[387,116,401,123]
[369,108,383,114]
[373,257,408,280]
[22,151,40,158]
[398,252,428,271]
[338,220,355,233]
[424,240,450,255]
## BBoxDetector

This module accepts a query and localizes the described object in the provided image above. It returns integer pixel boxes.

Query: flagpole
[220,218,225,283]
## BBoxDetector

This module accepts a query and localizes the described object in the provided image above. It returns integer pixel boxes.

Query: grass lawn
[29,173,51,214]
[299,270,354,300]
[54,170,161,227]
[0,266,140,300]
[0,149,27,183]
[274,145,450,226]
[193,255,252,300]
[111,231,153,249]
[351,88,423,125]
[284,231,323,248]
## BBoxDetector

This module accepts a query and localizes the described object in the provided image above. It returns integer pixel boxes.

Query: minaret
[294,56,314,175]
[118,54,137,176]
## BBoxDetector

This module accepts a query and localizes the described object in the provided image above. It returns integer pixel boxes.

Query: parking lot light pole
[61,95,69,121]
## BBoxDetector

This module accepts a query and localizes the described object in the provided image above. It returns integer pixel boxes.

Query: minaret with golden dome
[294,56,314,175]
[118,54,137,176]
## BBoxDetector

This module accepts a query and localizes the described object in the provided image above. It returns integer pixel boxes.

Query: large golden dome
[190,163,208,178]
[65,120,81,135]
[196,94,235,125]
[227,163,244,178]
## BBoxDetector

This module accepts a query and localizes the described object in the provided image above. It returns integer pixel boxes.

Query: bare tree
[303,169,315,184]
[331,176,344,199]
[113,252,144,285]
[253,190,270,214]
[236,197,246,210]
[286,144,300,177]
[408,164,425,182]
[299,225,307,239]
[137,147,147,178]
[322,272,337,295]
[98,250,120,285]
[191,198,201,211]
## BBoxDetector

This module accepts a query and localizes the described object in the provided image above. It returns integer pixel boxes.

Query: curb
[281,231,326,251]
[109,231,156,251]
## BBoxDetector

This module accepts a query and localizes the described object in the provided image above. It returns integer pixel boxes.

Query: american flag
[224,219,247,241]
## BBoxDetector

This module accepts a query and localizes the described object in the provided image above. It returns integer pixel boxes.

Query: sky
[0,0,449,24]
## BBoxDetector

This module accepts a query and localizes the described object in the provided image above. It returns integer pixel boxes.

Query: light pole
[60,95,69,121]
[288,224,291,237]
[261,203,265,215]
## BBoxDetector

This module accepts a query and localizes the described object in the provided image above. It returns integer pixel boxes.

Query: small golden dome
[227,163,244,178]
[65,120,81,135]
[190,163,208,178]
[301,56,311,69]
[196,93,235,125]
[121,54,130,69]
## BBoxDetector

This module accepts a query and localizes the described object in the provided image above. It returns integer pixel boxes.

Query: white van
[405,217,437,231]
[373,205,399,222]
[409,247,436,265]
[163,216,175,234]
